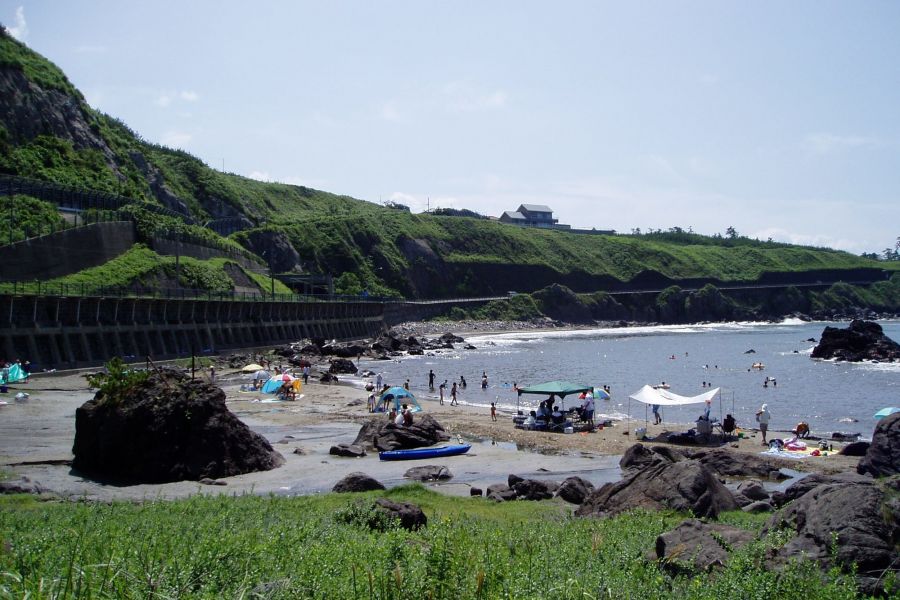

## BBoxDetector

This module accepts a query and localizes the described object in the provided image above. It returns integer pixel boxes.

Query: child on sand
[490,402,497,421]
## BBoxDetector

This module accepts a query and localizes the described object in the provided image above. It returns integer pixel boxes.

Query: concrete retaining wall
[0,222,137,280]
[0,295,385,369]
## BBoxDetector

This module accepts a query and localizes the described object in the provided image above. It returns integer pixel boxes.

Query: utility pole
[8,179,13,245]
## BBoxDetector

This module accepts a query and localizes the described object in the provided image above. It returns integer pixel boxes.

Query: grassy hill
[0,27,894,300]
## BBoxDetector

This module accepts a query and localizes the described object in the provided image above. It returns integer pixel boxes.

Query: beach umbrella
[242,363,265,373]
[593,387,611,400]
[873,407,900,420]
[281,373,295,382]
[253,370,270,380]
[262,376,289,394]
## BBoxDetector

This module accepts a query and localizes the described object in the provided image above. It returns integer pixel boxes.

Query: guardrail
[0,280,396,303]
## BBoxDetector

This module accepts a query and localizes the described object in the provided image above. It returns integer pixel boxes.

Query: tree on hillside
[725,226,738,239]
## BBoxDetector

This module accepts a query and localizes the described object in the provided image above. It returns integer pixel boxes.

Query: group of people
[388,403,415,428]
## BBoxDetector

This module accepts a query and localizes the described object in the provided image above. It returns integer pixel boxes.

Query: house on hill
[499,204,564,229]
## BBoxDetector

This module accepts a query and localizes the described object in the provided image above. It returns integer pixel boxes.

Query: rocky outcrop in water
[352,414,450,452]
[811,319,900,362]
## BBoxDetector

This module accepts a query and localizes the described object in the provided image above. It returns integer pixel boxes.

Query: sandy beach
[0,354,861,502]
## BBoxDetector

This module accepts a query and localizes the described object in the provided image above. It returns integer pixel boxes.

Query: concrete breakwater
[0,294,385,369]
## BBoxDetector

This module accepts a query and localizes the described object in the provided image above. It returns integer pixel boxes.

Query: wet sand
[0,365,859,502]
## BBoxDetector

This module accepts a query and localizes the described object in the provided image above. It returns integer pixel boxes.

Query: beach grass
[0,485,865,599]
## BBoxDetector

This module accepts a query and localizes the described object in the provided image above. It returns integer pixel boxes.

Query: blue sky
[3,1,899,254]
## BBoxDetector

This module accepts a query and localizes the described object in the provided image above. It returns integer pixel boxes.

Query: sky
[2,1,899,254]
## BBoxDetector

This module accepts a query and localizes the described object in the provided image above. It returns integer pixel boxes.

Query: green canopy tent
[516,380,593,412]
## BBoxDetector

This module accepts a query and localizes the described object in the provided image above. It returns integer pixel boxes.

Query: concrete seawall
[0,295,385,369]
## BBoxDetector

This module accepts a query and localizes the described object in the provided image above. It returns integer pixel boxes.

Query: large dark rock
[72,370,283,483]
[329,444,366,458]
[557,476,595,504]
[655,519,754,573]
[811,319,900,362]
[329,358,358,375]
[575,459,738,519]
[512,479,557,501]
[763,480,900,592]
[321,342,368,359]
[857,412,900,477]
[404,465,453,481]
[735,480,769,502]
[680,448,790,480]
[772,472,872,507]
[352,414,450,452]
[620,444,685,475]
[332,472,386,493]
[373,498,427,531]
[839,441,870,456]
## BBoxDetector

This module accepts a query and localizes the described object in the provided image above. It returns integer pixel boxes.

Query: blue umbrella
[873,407,900,420]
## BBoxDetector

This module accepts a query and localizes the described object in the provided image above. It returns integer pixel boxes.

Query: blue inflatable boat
[378,444,472,461]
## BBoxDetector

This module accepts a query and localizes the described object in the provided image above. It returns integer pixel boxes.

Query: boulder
[320,373,339,383]
[742,500,774,513]
[735,480,769,502]
[857,412,900,477]
[839,441,870,456]
[655,519,754,572]
[372,498,427,531]
[352,415,450,452]
[329,444,366,458]
[557,476,595,504]
[508,473,525,488]
[404,465,453,481]
[470,487,483,497]
[329,358,358,375]
[512,479,557,501]
[772,472,872,507]
[72,370,283,483]
[763,480,899,593]
[680,448,790,480]
[332,472,386,493]
[620,444,684,475]
[811,319,900,362]
[575,459,738,519]
[321,342,368,358]
[486,483,517,501]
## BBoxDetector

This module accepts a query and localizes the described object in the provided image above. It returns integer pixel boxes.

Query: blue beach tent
[379,387,422,413]
[873,407,900,420]
[1,363,28,384]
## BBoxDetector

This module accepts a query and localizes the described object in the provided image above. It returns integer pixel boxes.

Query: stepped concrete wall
[0,295,385,369]
[0,222,137,280]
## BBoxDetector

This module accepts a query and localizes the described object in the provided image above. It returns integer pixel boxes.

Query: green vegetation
[84,357,149,403]
[0,486,866,599]
[0,27,80,96]
[0,194,66,244]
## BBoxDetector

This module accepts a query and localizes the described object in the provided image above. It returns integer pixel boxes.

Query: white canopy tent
[629,385,721,406]
[627,385,723,434]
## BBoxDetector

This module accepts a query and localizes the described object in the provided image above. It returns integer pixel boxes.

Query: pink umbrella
[282,373,294,382]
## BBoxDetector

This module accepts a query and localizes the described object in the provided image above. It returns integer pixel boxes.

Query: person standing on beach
[404,379,410,391]
[450,381,458,406]
[375,372,383,390]
[428,369,435,391]
[756,403,771,445]
[439,380,447,405]
[652,404,661,425]
[490,402,497,421]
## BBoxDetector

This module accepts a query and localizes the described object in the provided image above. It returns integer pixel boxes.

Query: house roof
[502,211,526,220]
[519,204,553,214]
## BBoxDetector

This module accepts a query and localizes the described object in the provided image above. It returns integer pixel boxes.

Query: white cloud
[805,133,879,155]
[380,100,402,122]
[7,6,27,41]
[160,130,192,148]
[443,82,508,112]
[156,90,199,109]
[750,227,860,252]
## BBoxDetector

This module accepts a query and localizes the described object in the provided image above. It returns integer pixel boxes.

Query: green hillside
[0,27,892,299]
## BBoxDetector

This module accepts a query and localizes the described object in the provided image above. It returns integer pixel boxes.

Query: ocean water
[362,320,900,438]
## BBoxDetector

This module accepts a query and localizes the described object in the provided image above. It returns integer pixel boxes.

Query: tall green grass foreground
[0,486,861,599]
